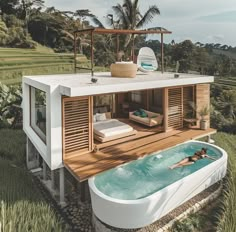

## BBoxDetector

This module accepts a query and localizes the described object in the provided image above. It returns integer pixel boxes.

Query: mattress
[93,119,133,138]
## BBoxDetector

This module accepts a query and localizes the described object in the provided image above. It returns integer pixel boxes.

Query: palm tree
[0,19,8,45]
[61,29,90,54]
[74,9,104,28]
[112,0,160,47]
[20,0,44,32]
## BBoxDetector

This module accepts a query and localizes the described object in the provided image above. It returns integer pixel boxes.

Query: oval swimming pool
[88,141,227,229]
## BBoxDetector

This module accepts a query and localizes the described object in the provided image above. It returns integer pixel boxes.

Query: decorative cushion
[105,112,111,119]
[133,110,141,116]
[140,111,148,118]
[96,113,107,121]
[141,62,154,70]
[138,109,148,117]
[141,62,153,67]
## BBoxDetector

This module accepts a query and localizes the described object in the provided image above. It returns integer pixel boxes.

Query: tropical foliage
[210,84,236,133]
[0,83,22,128]
[0,14,36,48]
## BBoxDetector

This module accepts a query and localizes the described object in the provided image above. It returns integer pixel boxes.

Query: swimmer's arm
[205,155,217,161]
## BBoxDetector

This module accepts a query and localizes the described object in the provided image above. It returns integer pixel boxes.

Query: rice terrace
[0,0,236,232]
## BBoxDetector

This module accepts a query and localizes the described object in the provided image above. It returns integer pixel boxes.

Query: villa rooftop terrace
[24,71,214,97]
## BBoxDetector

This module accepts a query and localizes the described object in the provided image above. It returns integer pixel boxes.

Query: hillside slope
[0,47,88,85]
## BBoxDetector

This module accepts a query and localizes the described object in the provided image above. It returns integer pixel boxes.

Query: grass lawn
[0,129,65,231]
[213,133,236,232]
[169,132,236,232]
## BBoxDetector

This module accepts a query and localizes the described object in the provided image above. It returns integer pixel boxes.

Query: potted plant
[198,106,209,130]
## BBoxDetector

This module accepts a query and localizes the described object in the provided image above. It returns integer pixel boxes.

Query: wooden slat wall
[167,87,183,130]
[62,96,93,159]
[115,93,127,117]
[183,86,195,118]
[196,84,210,120]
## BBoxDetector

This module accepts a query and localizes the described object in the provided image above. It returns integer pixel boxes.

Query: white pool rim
[88,140,228,229]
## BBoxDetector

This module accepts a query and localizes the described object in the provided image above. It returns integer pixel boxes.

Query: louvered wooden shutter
[62,96,93,158]
[196,84,210,120]
[167,87,183,129]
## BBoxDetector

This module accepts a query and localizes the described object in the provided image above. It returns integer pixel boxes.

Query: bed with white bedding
[93,119,136,142]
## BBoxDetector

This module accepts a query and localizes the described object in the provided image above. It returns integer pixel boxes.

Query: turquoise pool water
[94,142,222,200]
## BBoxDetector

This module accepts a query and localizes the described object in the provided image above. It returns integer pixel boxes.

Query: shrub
[171,214,204,232]
[0,83,22,128]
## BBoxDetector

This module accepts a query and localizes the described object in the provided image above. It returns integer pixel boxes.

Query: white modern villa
[22,28,227,229]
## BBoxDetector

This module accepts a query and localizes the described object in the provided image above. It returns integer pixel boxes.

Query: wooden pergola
[73,27,172,75]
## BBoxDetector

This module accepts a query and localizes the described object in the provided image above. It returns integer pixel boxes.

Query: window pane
[131,91,142,104]
[30,87,46,143]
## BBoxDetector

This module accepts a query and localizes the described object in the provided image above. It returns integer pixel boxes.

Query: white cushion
[93,115,97,123]
[93,119,133,138]
[96,113,106,121]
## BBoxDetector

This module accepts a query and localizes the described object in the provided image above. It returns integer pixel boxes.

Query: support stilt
[80,181,87,202]
[206,135,215,144]
[42,160,47,180]
[59,167,65,204]
[51,170,55,190]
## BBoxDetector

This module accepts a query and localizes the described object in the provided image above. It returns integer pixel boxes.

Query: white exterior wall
[23,78,63,170]
[49,85,63,170]
[22,72,214,171]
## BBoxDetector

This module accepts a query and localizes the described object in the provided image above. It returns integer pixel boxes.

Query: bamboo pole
[74,32,77,73]
[161,33,164,73]
[91,31,94,76]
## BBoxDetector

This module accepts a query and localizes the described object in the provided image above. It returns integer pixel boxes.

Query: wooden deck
[64,128,216,182]
[94,118,164,149]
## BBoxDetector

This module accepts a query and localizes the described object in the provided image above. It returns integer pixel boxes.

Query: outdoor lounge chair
[129,109,163,127]
[137,47,158,72]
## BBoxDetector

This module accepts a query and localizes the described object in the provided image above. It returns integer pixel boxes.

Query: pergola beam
[74,27,172,75]
[74,27,172,35]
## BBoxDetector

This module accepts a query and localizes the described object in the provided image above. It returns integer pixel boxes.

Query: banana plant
[0,83,22,128]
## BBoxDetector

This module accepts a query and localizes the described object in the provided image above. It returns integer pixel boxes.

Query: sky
[45,0,236,46]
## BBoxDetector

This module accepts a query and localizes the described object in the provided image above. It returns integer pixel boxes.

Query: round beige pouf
[110,62,137,78]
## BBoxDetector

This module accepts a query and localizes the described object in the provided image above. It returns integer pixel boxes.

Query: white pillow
[93,115,97,123]
[96,113,106,121]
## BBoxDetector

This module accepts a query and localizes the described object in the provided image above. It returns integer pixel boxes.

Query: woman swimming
[169,148,216,169]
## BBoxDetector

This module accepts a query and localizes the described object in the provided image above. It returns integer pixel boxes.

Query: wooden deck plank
[64,128,216,181]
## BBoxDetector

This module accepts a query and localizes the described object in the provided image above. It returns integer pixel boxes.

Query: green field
[0,129,65,231]
[213,133,236,232]
[0,47,89,85]
[215,76,236,88]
